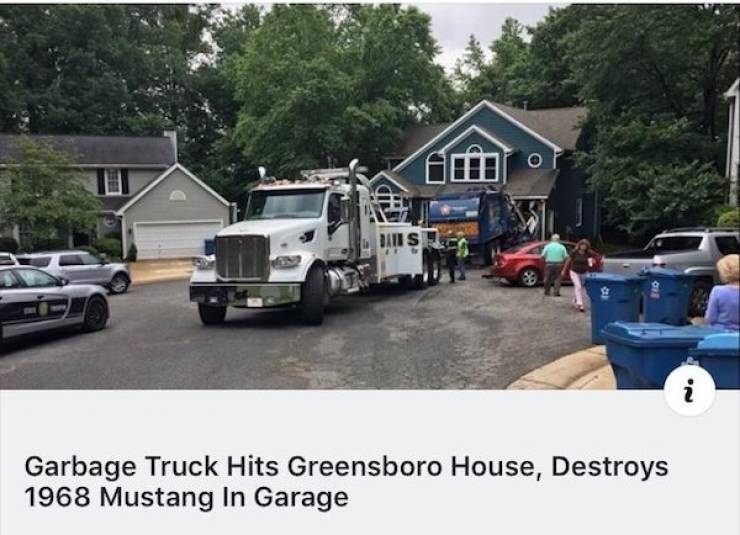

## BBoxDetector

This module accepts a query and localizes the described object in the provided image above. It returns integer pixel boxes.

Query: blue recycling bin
[602,322,723,389]
[640,268,694,325]
[688,333,740,389]
[584,273,643,344]
[204,239,215,255]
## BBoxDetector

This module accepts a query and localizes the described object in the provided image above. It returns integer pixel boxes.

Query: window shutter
[97,169,105,195]
[121,169,129,195]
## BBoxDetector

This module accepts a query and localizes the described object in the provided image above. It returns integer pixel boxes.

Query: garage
[134,221,223,259]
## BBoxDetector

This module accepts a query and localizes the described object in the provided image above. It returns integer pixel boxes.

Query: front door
[326,193,350,261]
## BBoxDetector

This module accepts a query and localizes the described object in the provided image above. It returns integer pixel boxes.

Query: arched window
[426,153,444,184]
[466,144,483,154]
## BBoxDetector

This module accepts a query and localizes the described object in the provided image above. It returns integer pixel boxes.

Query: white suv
[16,250,131,294]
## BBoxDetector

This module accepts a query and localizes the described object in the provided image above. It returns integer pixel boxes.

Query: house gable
[394,101,560,187]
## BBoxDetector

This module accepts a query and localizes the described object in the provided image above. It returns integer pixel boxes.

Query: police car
[0,265,109,343]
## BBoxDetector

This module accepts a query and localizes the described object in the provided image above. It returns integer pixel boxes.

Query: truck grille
[215,235,269,281]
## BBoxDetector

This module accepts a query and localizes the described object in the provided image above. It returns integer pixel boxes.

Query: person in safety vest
[445,231,458,283]
[456,231,469,281]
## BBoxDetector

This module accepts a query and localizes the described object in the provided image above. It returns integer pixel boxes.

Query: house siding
[550,156,597,240]
[396,106,555,185]
[123,168,230,226]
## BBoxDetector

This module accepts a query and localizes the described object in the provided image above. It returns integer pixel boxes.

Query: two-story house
[0,131,234,259]
[370,100,597,240]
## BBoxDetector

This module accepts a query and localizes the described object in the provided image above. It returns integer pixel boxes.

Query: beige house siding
[121,167,231,257]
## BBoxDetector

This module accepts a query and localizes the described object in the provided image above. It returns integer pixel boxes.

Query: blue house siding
[373,174,407,192]
[395,105,556,186]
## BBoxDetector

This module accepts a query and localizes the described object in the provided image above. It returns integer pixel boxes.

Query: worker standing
[456,231,469,281]
[541,233,568,296]
[445,232,458,283]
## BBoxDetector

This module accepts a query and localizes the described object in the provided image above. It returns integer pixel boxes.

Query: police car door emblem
[38,301,49,317]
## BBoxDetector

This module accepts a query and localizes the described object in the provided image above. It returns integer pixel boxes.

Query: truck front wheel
[198,303,227,325]
[301,266,326,325]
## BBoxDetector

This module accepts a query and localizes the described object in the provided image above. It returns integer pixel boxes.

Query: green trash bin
[584,273,643,344]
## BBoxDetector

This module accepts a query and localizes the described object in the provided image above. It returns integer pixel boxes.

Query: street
[0,271,592,389]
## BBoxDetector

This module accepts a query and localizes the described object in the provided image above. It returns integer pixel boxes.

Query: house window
[451,145,499,182]
[528,153,543,168]
[575,197,583,227]
[426,153,444,183]
[105,169,122,195]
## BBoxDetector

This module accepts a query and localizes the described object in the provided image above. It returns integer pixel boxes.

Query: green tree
[0,137,101,247]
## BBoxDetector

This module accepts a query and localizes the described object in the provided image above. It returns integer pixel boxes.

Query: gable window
[426,153,444,184]
[105,169,122,195]
[575,197,583,227]
[528,153,543,168]
[451,145,499,182]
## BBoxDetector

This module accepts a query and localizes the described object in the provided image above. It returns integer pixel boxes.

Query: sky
[418,3,563,71]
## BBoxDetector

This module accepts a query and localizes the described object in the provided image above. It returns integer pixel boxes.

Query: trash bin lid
[693,333,740,353]
[602,322,724,347]
[585,273,643,284]
[640,267,694,279]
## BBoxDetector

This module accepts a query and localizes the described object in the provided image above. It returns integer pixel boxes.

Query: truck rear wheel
[198,303,227,325]
[428,250,441,286]
[483,241,495,266]
[301,265,326,325]
[413,252,430,290]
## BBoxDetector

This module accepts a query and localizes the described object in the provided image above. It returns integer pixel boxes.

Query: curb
[132,274,191,286]
[507,346,615,390]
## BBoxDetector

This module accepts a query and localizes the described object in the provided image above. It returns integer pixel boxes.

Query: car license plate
[247,297,263,308]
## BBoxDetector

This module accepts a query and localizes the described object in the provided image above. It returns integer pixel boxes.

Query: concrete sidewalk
[129,259,193,285]
[507,345,616,390]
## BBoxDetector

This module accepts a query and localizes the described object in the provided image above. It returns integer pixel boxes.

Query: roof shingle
[0,134,176,166]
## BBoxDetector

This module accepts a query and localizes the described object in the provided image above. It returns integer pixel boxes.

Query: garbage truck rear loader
[189,160,442,325]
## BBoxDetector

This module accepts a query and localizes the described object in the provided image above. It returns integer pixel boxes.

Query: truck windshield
[246,190,325,220]
[645,236,702,252]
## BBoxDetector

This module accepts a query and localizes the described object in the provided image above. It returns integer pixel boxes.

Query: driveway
[0,270,593,389]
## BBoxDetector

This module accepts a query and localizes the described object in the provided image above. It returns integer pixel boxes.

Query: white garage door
[134,221,223,260]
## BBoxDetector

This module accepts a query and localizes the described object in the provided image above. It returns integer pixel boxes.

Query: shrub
[78,245,99,255]
[95,237,122,259]
[127,243,138,261]
[105,231,122,241]
[0,236,19,253]
[716,206,739,229]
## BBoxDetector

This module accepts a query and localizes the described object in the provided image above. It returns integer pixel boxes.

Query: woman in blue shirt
[704,254,739,331]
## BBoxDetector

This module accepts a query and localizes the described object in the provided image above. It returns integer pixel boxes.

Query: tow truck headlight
[271,255,302,269]
[193,255,215,270]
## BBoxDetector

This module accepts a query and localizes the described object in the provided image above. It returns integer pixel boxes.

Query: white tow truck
[189,160,442,325]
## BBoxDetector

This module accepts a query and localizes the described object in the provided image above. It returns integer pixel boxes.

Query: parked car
[493,240,604,287]
[0,265,109,343]
[16,250,131,294]
[602,228,740,315]
[0,252,19,266]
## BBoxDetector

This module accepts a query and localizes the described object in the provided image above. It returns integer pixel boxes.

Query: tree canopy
[0,4,737,236]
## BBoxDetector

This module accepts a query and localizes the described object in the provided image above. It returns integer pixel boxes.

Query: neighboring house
[725,78,739,206]
[370,100,597,240]
[0,131,235,259]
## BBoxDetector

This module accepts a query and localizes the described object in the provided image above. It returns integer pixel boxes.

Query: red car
[493,241,603,287]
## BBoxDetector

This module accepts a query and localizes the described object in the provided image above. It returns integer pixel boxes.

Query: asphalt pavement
[0,270,593,389]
